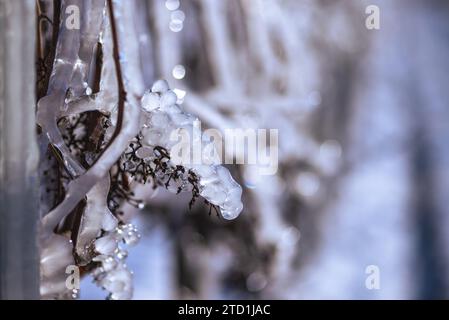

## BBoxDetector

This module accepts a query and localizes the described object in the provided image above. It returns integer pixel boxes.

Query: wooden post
[0,0,40,299]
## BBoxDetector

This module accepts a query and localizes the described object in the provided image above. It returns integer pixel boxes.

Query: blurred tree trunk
[0,0,40,299]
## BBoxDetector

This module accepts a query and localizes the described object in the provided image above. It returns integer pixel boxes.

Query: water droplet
[165,0,180,11]
[116,249,128,260]
[171,10,185,23]
[102,257,118,272]
[172,65,186,80]
[169,20,183,32]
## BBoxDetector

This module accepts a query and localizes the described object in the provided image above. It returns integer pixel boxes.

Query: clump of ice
[196,165,243,220]
[139,80,244,220]
[93,223,141,300]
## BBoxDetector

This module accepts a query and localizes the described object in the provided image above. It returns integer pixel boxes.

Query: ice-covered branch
[37,0,104,178]
[41,0,143,234]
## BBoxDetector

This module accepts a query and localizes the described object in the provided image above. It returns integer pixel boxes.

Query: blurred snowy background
[74,0,449,299]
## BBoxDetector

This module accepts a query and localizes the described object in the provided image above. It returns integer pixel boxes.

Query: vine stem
[42,0,142,234]
[106,0,125,139]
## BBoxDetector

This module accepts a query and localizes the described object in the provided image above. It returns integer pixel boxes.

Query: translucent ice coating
[195,165,243,220]
[140,80,243,220]
[93,224,140,300]
[93,256,133,300]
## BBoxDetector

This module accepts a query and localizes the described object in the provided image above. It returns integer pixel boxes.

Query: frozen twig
[41,0,142,234]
